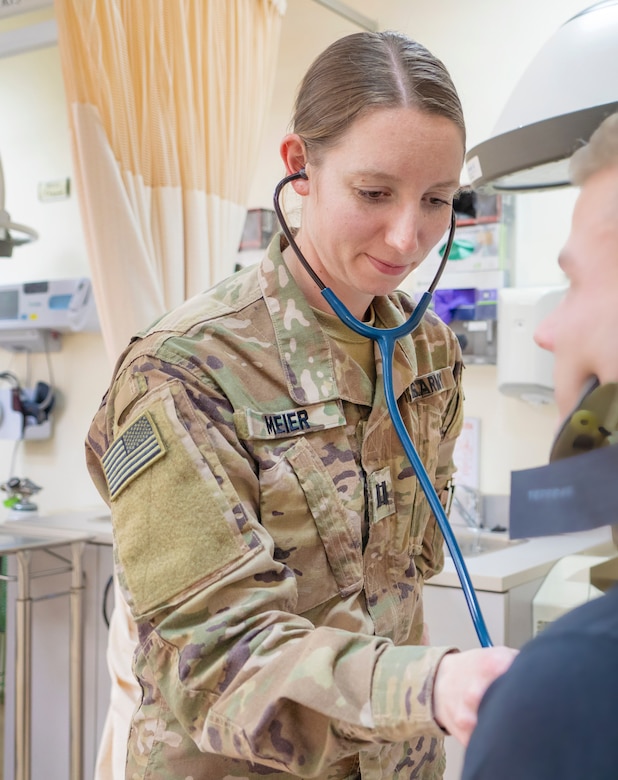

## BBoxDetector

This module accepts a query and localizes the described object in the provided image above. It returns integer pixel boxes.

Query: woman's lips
[367,254,409,276]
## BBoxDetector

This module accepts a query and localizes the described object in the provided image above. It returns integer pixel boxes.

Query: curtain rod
[311,0,378,31]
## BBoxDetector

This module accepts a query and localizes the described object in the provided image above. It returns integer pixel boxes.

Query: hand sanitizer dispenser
[497,286,566,404]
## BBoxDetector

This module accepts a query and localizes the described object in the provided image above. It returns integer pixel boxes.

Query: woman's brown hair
[291,30,465,165]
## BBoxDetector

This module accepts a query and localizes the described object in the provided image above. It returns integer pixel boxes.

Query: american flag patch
[102,413,166,499]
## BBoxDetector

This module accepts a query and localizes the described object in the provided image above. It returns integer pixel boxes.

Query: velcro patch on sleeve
[102,412,166,499]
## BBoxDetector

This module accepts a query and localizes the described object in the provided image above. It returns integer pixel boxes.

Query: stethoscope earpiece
[298,168,308,179]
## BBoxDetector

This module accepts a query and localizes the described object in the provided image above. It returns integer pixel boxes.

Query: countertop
[3,507,615,594]
[431,524,615,592]
[1,506,113,545]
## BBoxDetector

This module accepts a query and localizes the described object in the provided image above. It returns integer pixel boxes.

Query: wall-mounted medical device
[466,2,618,193]
[0,375,55,440]
[497,286,566,403]
[0,277,98,352]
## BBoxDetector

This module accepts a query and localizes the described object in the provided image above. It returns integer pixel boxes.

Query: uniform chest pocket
[259,437,363,614]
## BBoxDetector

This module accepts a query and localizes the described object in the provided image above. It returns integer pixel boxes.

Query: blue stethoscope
[274,169,493,648]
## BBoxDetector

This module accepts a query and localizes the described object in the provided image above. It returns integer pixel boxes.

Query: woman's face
[286,106,464,317]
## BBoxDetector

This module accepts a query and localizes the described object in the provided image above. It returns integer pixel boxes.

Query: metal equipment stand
[0,529,90,780]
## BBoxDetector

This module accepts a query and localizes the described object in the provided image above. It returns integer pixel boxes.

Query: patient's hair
[291,30,465,166]
[570,112,618,185]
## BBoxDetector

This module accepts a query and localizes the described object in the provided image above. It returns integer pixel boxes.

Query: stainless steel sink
[444,528,526,558]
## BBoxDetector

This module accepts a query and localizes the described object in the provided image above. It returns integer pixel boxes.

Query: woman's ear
[280,134,310,195]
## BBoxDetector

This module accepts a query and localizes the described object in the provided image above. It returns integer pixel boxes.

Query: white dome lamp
[466,1,618,193]
[0,152,38,257]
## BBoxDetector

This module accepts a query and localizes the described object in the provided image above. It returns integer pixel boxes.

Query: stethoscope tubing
[274,171,493,648]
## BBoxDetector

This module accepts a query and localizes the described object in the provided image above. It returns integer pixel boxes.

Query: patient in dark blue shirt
[462,584,618,780]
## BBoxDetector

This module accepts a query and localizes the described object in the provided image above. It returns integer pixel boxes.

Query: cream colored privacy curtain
[54,0,286,361]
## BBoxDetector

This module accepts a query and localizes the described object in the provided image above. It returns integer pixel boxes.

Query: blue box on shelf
[433,288,498,324]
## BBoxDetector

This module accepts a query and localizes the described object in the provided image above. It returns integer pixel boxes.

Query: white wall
[0,40,111,514]
[0,1,592,510]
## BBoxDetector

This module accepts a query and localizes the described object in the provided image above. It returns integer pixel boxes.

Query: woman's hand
[432,646,518,745]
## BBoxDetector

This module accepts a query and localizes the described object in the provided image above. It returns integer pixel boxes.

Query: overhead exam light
[0,153,38,257]
[466,1,618,193]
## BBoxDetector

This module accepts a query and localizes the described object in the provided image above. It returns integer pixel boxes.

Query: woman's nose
[385,207,420,254]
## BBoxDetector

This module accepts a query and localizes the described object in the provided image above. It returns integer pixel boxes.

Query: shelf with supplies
[404,190,515,365]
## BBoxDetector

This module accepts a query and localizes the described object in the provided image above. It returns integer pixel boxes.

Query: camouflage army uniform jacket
[86,234,464,780]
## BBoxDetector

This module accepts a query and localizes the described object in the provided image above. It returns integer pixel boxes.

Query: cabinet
[422,524,614,780]
[424,577,544,780]
[424,576,544,650]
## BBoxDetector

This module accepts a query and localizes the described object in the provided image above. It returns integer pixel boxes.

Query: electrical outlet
[0,387,52,440]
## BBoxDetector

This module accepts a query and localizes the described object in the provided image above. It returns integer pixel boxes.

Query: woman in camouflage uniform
[87,30,515,780]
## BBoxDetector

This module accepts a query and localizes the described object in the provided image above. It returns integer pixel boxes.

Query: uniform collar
[258,234,418,406]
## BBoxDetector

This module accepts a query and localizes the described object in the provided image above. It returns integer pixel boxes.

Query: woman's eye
[426,196,452,208]
[358,189,388,202]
